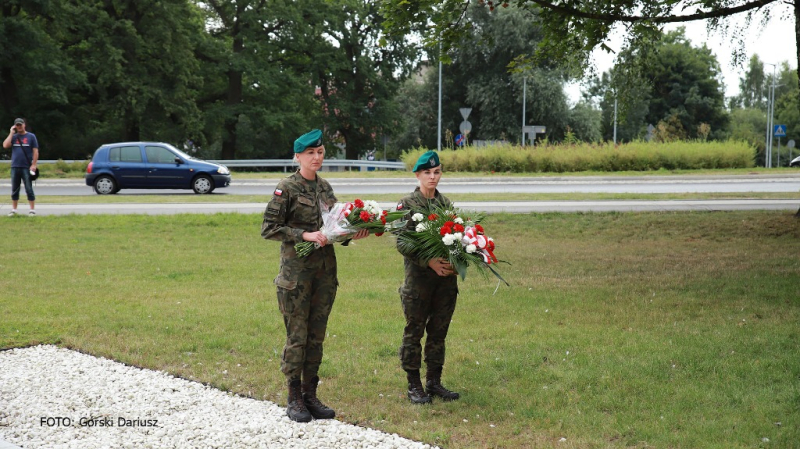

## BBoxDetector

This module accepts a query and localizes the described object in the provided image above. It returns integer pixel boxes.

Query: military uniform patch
[275,189,283,196]
[397,203,403,210]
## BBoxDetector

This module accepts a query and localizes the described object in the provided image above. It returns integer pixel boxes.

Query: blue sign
[455,133,465,146]
[774,125,787,137]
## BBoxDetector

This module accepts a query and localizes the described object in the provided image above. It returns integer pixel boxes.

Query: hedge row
[401,140,756,173]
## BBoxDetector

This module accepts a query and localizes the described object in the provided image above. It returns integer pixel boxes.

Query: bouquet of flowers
[295,198,407,257]
[395,205,508,285]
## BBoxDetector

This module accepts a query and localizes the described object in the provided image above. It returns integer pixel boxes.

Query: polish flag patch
[274,189,283,196]
[396,203,403,210]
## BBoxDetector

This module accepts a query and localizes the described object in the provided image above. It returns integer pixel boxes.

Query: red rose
[428,213,438,221]
[360,210,371,222]
[440,226,452,236]
[443,220,455,228]
[381,210,388,216]
[475,224,484,234]
[453,223,464,233]
[354,199,365,208]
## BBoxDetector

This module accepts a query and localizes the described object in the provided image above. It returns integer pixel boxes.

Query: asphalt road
[1,174,798,215]
[10,173,800,196]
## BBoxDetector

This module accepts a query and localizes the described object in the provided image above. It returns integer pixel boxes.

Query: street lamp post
[522,76,527,145]
[764,63,777,168]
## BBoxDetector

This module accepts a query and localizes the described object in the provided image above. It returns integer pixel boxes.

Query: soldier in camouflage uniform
[395,151,461,404]
[261,129,367,422]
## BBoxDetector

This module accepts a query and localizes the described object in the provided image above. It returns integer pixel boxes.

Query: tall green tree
[642,28,728,139]
[62,0,205,143]
[309,0,418,160]
[198,0,321,159]
[382,1,796,89]
[1,0,85,157]
[393,3,592,149]
[731,55,768,110]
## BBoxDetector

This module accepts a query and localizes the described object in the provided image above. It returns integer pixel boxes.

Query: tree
[383,0,800,215]
[382,1,794,85]
[310,0,418,160]
[392,3,589,149]
[198,0,322,159]
[732,55,768,110]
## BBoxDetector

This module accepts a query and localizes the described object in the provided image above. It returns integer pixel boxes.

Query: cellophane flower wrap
[295,199,407,257]
[395,204,508,284]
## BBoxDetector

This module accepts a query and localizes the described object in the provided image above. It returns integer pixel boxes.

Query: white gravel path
[0,345,436,449]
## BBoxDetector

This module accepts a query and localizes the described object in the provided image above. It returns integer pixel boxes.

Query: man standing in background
[3,118,39,216]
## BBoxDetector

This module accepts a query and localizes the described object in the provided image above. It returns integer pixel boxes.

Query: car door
[145,145,191,188]
[108,145,148,187]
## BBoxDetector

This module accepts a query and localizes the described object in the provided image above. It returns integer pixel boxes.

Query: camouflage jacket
[261,170,338,269]
[396,187,453,271]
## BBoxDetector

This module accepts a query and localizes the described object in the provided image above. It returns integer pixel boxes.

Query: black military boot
[406,369,432,404]
[286,379,312,422]
[426,367,460,401]
[302,376,336,419]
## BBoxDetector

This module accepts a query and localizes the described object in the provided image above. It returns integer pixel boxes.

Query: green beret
[294,129,324,153]
[412,150,441,172]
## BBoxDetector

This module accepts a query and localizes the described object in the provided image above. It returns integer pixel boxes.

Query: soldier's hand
[428,258,454,277]
[303,231,328,246]
[352,229,370,240]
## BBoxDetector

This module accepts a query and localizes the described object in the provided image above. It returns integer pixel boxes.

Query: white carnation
[412,213,424,222]
[454,217,464,224]
[442,234,457,246]
[466,244,477,253]
[364,200,382,215]
[415,222,427,232]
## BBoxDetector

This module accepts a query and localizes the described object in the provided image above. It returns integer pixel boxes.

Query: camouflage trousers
[399,275,458,372]
[275,264,338,381]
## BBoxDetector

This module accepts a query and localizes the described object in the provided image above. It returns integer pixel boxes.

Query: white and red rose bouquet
[295,198,406,257]
[395,205,508,284]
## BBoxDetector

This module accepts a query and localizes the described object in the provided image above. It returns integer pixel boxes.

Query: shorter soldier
[395,151,461,404]
[261,129,367,422]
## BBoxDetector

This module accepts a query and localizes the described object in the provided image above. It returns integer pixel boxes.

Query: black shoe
[302,376,335,419]
[303,394,336,419]
[287,380,312,422]
[408,385,432,404]
[406,370,432,404]
[426,380,460,401]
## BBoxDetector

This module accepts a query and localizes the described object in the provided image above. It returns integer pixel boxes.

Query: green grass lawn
[2,211,799,448]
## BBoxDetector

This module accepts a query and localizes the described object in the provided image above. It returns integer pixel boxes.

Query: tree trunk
[795,3,800,217]
[221,36,244,160]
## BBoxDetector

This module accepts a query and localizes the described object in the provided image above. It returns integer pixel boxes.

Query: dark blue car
[85,142,231,194]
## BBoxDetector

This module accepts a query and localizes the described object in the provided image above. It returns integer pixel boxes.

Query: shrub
[400,140,756,173]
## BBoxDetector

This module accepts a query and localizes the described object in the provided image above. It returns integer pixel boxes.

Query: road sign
[459,108,472,120]
[459,120,472,134]
[774,125,787,137]
[455,134,465,146]
[522,125,546,134]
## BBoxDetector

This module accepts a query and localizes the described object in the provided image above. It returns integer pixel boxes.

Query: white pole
[613,97,618,145]
[764,63,773,167]
[766,64,777,167]
[522,76,526,146]
[437,42,443,152]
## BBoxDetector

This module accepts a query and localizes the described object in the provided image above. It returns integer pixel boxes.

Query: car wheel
[93,175,117,195]
[192,175,214,194]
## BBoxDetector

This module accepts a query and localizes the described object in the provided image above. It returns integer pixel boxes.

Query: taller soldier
[395,150,461,404]
[261,129,367,422]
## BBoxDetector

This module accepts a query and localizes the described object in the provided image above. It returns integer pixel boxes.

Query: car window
[109,146,143,163]
[145,146,178,164]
